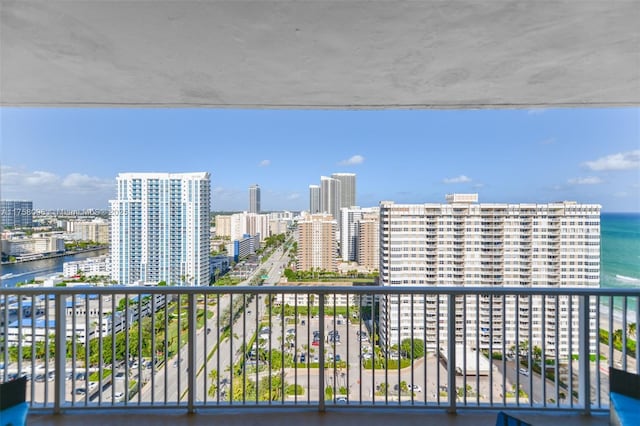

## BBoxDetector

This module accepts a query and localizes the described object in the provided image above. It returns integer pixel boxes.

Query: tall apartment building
[249,184,261,213]
[339,206,379,262]
[378,194,600,360]
[110,172,211,286]
[215,215,232,237]
[67,219,110,243]
[332,173,356,209]
[226,212,271,241]
[296,213,338,272]
[1,200,33,228]
[340,207,363,261]
[357,210,380,271]
[320,176,341,223]
[309,185,321,214]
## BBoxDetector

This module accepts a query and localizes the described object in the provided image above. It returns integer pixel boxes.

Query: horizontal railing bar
[2,286,638,297]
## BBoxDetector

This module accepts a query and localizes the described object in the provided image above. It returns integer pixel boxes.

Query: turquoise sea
[600,213,639,320]
[600,213,640,290]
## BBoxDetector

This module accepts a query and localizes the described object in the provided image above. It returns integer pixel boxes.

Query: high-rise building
[110,172,211,286]
[224,211,271,242]
[320,176,341,222]
[67,219,110,243]
[339,206,378,262]
[1,200,33,228]
[249,184,261,213]
[309,185,321,214]
[332,173,356,209]
[215,215,232,237]
[296,213,337,272]
[378,194,600,360]
[357,210,380,271]
[340,207,363,261]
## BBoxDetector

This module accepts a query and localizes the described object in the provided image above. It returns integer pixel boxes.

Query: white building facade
[249,184,261,213]
[110,172,211,286]
[309,185,321,214]
[332,173,356,210]
[340,206,379,262]
[378,194,600,360]
[63,255,111,278]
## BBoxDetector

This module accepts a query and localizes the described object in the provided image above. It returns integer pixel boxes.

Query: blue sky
[1,107,638,212]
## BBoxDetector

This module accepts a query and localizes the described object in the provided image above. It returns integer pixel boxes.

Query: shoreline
[1,247,108,266]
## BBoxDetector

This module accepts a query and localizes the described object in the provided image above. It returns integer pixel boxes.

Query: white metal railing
[0,286,638,415]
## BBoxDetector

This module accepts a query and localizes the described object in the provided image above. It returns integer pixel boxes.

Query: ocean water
[600,213,640,320]
[600,212,640,289]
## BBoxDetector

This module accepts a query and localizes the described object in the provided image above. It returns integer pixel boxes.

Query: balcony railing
[0,285,638,416]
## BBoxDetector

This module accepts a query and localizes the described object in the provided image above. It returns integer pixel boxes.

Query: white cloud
[62,173,113,191]
[259,159,271,167]
[567,176,603,185]
[527,108,547,115]
[539,138,556,145]
[443,175,471,184]
[0,165,114,208]
[0,166,60,188]
[338,154,364,166]
[583,150,640,171]
[613,191,629,198]
[287,193,301,200]
[472,183,485,189]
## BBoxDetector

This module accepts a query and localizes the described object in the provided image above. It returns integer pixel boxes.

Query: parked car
[519,368,529,376]
[75,388,86,395]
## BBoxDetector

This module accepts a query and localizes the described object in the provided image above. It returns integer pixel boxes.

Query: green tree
[533,345,542,363]
[375,382,388,396]
[400,338,425,359]
[628,323,636,339]
[207,370,219,397]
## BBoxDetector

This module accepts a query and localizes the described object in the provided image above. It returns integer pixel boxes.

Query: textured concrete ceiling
[1,0,639,109]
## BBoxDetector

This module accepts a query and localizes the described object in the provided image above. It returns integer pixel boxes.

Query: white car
[410,384,422,392]
[519,368,529,376]
[113,392,124,401]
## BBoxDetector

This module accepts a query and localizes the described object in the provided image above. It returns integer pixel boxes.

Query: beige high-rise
[296,213,337,272]
[357,211,380,271]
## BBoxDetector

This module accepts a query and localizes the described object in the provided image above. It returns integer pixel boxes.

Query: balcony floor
[28,408,608,426]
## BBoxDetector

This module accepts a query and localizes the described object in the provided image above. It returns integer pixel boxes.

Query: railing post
[54,293,66,414]
[318,293,325,412]
[578,295,591,415]
[188,292,197,413]
[447,294,456,414]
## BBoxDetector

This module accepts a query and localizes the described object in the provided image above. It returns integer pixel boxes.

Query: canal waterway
[0,249,109,287]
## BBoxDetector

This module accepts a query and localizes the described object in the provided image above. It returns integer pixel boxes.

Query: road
[134,244,290,404]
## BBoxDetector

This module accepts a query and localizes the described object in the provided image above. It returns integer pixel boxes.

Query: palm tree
[627,323,636,339]
[613,329,624,346]
[533,345,542,363]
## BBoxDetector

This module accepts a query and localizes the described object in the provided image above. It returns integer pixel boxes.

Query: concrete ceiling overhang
[1,0,639,109]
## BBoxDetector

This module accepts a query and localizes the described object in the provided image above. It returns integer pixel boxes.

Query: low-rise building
[63,255,111,278]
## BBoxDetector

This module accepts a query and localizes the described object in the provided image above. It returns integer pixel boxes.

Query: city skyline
[1,107,638,212]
